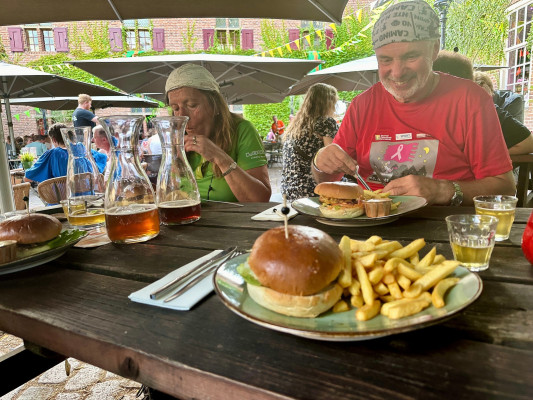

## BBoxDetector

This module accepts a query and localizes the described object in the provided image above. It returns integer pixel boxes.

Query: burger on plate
[238,225,343,318]
[314,181,364,218]
[0,214,62,245]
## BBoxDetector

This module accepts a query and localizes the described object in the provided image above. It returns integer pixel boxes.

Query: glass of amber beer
[446,214,498,271]
[99,116,160,243]
[152,116,201,225]
[473,195,518,241]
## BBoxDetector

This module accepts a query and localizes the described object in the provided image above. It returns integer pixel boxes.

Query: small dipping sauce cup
[445,214,498,272]
[363,198,392,218]
[473,195,517,241]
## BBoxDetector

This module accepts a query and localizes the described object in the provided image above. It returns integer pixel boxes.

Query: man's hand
[383,175,453,205]
[315,144,358,176]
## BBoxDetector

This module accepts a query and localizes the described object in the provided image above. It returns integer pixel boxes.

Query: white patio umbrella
[69,54,323,105]
[288,55,508,95]
[0,61,124,212]
[8,95,160,110]
[0,0,349,24]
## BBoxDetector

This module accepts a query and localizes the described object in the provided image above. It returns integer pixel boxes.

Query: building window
[300,21,325,49]
[42,29,55,52]
[138,30,152,51]
[25,29,39,51]
[505,3,533,102]
[215,18,240,49]
[126,30,136,49]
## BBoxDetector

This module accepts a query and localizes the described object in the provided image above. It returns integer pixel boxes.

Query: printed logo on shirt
[416,133,432,139]
[395,133,412,141]
[246,149,266,159]
[375,134,393,141]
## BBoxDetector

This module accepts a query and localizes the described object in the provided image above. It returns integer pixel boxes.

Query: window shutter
[289,29,300,50]
[152,28,165,51]
[8,27,24,52]
[325,29,334,50]
[54,27,69,52]
[241,29,253,50]
[109,28,123,52]
[203,29,214,50]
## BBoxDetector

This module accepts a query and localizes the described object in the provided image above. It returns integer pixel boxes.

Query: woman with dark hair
[281,83,339,201]
[165,63,271,202]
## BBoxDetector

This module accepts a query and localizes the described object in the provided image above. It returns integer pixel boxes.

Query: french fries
[334,236,462,321]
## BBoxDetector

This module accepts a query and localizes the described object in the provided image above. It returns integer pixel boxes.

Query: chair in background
[12,182,31,210]
[37,176,67,205]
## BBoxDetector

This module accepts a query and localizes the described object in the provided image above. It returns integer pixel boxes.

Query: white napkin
[128,250,222,311]
[251,204,298,221]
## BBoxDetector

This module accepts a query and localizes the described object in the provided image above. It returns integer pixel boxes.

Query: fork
[163,248,246,303]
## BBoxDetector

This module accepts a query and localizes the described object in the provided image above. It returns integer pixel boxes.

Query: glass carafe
[98,116,160,243]
[60,126,105,229]
[152,116,201,225]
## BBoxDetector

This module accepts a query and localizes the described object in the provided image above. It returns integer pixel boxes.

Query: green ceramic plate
[291,195,427,227]
[214,253,483,341]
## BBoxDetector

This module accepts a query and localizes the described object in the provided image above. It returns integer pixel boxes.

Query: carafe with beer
[152,116,201,225]
[61,126,105,229]
[99,116,160,243]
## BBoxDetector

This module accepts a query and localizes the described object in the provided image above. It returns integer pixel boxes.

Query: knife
[150,246,237,300]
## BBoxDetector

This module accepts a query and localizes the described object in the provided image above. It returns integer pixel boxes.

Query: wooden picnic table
[0,202,532,399]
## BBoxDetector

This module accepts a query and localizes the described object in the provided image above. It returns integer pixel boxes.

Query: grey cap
[372,1,440,50]
[165,64,220,102]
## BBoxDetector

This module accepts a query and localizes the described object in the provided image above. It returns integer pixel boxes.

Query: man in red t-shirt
[271,115,285,138]
[312,1,515,206]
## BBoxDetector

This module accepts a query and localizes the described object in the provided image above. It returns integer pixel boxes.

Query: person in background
[266,130,277,142]
[23,134,48,158]
[281,83,339,201]
[271,115,285,139]
[312,0,515,206]
[73,94,98,129]
[4,136,13,156]
[93,125,112,157]
[165,63,271,202]
[433,51,533,155]
[23,135,32,146]
[14,137,24,154]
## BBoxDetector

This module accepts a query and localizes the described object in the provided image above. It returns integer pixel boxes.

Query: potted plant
[20,152,35,170]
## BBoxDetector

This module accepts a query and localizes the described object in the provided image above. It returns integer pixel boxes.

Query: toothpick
[23,196,30,216]
[281,194,289,239]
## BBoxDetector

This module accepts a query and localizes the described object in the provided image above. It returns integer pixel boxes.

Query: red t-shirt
[272,120,285,135]
[334,73,512,190]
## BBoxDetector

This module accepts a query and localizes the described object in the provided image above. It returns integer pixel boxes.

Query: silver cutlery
[203,199,244,207]
[164,248,245,303]
[150,246,237,300]
[345,166,372,191]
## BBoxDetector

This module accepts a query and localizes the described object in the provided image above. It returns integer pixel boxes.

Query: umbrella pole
[0,109,15,213]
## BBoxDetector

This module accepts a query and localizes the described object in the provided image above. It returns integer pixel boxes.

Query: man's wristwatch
[450,181,463,206]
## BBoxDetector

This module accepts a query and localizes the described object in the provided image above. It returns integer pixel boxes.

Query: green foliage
[69,21,111,59]
[20,152,35,162]
[243,98,292,137]
[182,21,198,53]
[260,20,288,50]
[444,0,510,65]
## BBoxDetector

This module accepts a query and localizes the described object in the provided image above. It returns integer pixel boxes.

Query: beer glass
[152,116,201,225]
[473,195,518,241]
[61,126,105,229]
[99,116,160,243]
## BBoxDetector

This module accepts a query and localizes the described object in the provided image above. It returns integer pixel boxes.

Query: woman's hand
[184,134,226,164]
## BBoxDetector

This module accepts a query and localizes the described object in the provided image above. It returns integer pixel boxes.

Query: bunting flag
[24,111,31,117]
[13,114,20,121]
[35,108,41,113]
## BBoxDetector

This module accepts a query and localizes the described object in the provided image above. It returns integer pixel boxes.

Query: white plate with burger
[213,226,482,342]
[0,213,87,275]
[292,182,427,227]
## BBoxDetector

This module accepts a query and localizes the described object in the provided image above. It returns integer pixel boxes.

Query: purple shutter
[325,29,334,50]
[109,27,123,52]
[152,28,165,51]
[8,27,24,52]
[241,29,253,50]
[203,29,214,50]
[54,27,69,52]
[289,29,300,50]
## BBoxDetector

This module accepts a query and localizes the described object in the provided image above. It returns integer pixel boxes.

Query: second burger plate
[291,195,427,227]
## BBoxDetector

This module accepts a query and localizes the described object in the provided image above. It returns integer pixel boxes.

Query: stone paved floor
[0,166,283,400]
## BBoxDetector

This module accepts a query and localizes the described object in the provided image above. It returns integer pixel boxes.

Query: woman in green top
[165,64,271,202]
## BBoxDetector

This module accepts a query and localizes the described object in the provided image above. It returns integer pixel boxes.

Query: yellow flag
[294,40,300,50]
[268,50,275,57]
[285,44,292,52]
[316,30,323,40]
[39,66,44,72]
[277,47,283,57]
[356,9,362,23]
[329,24,337,33]
[261,52,266,57]
[304,35,312,46]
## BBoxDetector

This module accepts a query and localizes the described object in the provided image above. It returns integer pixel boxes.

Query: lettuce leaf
[236,260,262,286]
[16,229,87,259]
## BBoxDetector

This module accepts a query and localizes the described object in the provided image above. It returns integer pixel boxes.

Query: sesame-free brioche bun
[0,214,62,244]
[314,181,364,199]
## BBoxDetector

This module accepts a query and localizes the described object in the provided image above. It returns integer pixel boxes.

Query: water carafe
[152,116,201,225]
[99,116,160,243]
[60,126,105,229]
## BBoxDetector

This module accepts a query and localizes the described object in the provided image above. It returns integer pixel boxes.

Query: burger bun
[314,181,364,199]
[0,214,62,244]
[319,204,364,219]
